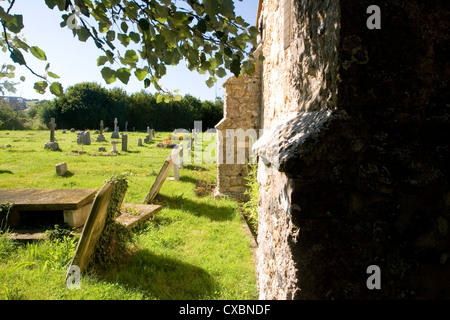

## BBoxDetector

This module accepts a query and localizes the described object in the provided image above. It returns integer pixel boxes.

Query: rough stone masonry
[219,0,450,299]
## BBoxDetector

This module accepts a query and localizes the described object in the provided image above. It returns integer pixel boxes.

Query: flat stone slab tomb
[0,188,98,229]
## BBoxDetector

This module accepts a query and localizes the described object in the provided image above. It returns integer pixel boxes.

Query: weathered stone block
[56,162,68,176]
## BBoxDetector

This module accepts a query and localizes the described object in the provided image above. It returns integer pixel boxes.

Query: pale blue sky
[2,0,259,101]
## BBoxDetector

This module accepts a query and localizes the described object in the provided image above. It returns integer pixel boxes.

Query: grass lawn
[0,129,257,300]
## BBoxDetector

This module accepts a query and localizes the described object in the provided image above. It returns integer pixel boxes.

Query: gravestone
[121,134,128,152]
[44,118,60,151]
[49,118,56,142]
[62,129,67,134]
[138,138,142,146]
[71,128,75,132]
[77,131,91,145]
[56,162,68,176]
[125,121,128,132]
[98,147,106,152]
[144,155,174,203]
[111,118,119,139]
[186,138,192,157]
[110,141,119,153]
[170,145,181,181]
[96,120,106,142]
[66,182,114,274]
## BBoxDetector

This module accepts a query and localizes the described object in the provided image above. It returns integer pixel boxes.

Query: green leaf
[76,27,90,42]
[106,30,115,42]
[196,19,207,33]
[116,68,131,84]
[5,14,24,34]
[204,0,219,17]
[129,32,140,43]
[218,0,235,19]
[101,67,116,84]
[33,81,48,94]
[205,76,216,88]
[121,22,129,33]
[118,33,130,47]
[156,94,164,103]
[138,19,150,32]
[10,49,26,65]
[173,94,182,102]
[97,56,109,66]
[216,67,227,78]
[230,57,241,77]
[49,82,63,96]
[20,76,26,82]
[134,68,148,81]
[47,72,60,79]
[30,46,47,61]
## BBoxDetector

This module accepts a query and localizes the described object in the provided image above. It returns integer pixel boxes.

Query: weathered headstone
[147,126,150,134]
[96,120,106,142]
[179,142,184,168]
[122,134,128,152]
[138,138,142,146]
[186,138,192,157]
[70,128,75,132]
[144,155,174,203]
[125,121,128,132]
[62,129,67,134]
[170,145,181,180]
[77,131,91,145]
[66,182,114,274]
[49,118,56,142]
[98,147,106,152]
[56,162,68,176]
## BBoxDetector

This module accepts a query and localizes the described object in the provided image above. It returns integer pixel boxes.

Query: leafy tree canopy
[0,0,259,99]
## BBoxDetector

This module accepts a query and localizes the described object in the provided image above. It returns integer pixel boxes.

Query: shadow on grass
[0,170,13,174]
[182,164,210,171]
[155,194,235,221]
[103,249,219,299]
[58,171,75,178]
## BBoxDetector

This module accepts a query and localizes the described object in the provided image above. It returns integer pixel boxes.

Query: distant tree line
[38,82,223,132]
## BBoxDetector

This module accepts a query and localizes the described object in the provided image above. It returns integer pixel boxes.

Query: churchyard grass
[0,130,257,300]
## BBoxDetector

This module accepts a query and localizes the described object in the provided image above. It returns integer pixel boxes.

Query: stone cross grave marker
[111,118,120,139]
[97,120,106,142]
[44,118,59,151]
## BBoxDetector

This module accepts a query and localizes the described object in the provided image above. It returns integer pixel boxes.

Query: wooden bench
[0,188,98,228]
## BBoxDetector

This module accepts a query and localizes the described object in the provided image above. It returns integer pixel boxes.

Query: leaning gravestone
[65,181,116,274]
